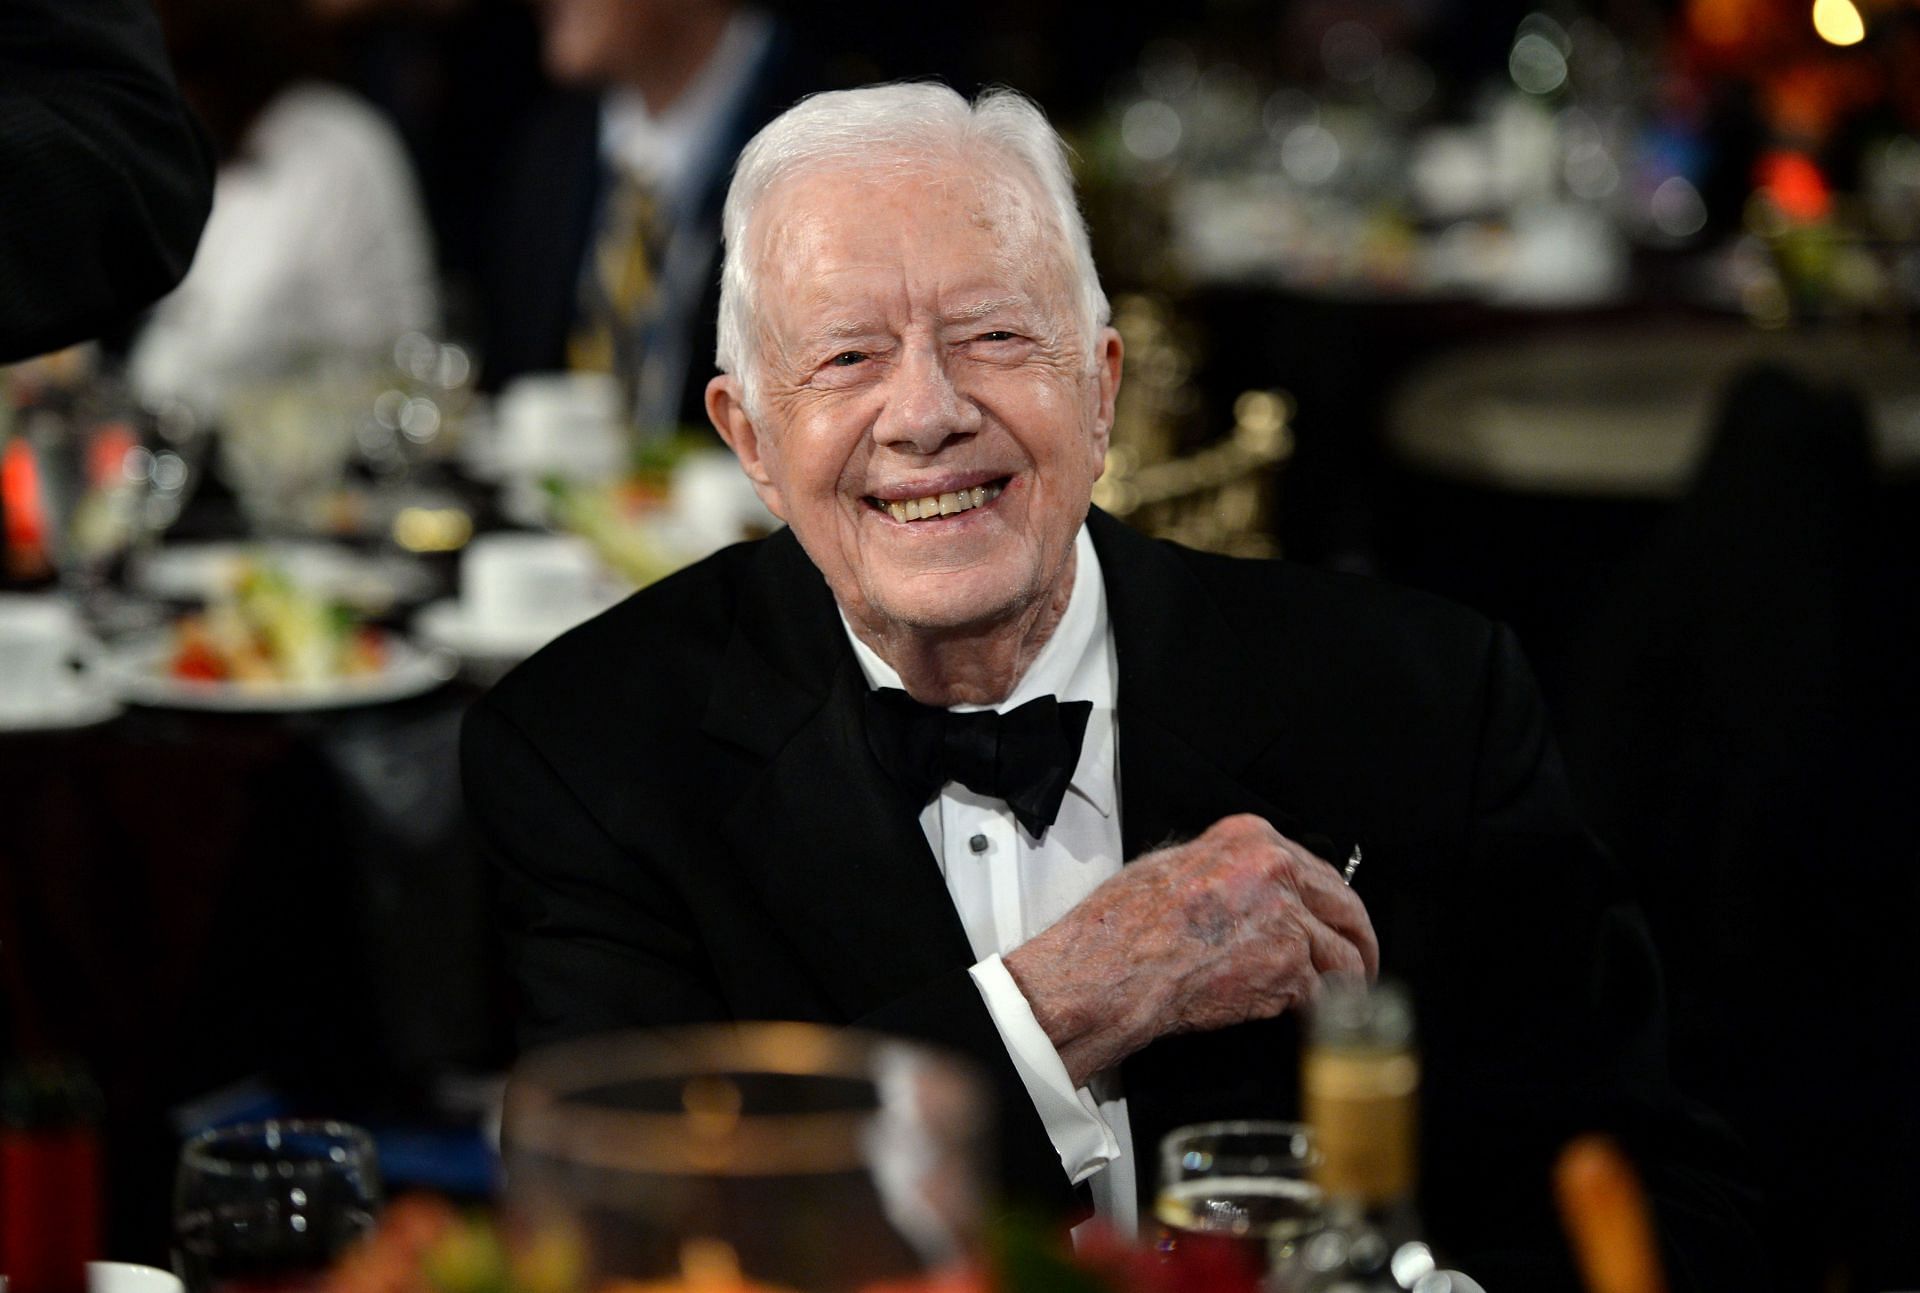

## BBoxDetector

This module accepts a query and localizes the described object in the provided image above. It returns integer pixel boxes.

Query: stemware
[16,381,205,630]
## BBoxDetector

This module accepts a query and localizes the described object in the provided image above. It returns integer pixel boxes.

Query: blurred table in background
[0,341,788,1268]
[1388,322,1920,495]
[1377,319,1919,712]
[1176,280,1918,698]
[1178,283,1671,573]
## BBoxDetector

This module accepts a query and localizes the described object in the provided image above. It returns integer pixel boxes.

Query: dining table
[0,477,514,1263]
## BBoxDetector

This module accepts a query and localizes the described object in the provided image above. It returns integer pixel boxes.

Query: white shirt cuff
[968,954,1121,1186]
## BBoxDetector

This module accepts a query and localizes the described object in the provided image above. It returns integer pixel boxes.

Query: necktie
[568,169,666,388]
[863,688,1093,836]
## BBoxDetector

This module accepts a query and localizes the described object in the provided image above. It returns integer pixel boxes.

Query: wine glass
[1154,1120,1323,1280]
[172,1121,382,1293]
[216,362,375,537]
[500,1024,987,1293]
[22,384,206,631]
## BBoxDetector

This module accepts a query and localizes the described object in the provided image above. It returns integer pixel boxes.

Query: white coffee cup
[495,372,625,481]
[462,532,619,635]
[0,595,98,717]
[668,449,778,557]
[88,1263,184,1293]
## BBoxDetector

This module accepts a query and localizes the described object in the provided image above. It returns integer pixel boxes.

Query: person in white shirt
[132,0,436,415]
[465,82,1759,1289]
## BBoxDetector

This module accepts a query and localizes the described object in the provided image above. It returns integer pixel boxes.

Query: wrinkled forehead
[749,158,1073,319]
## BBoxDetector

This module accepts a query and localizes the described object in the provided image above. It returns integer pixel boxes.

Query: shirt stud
[968,833,989,854]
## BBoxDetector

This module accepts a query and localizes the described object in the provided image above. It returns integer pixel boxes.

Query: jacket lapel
[701,531,979,1022]
[1090,510,1315,855]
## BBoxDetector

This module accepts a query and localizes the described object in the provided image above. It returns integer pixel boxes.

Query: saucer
[414,597,618,664]
[0,680,122,734]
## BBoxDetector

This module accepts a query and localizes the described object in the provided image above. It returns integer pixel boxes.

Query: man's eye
[979,331,1016,342]
[830,351,867,367]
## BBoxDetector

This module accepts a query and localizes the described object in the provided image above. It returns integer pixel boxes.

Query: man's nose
[873,346,981,454]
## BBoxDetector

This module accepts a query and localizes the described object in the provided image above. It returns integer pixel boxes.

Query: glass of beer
[1154,1120,1323,1282]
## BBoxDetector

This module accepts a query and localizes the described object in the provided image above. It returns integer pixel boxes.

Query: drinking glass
[21,387,205,630]
[217,366,372,537]
[501,1024,987,1293]
[172,1121,382,1293]
[1154,1120,1323,1278]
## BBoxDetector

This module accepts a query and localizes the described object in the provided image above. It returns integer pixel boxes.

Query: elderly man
[464,84,1754,1287]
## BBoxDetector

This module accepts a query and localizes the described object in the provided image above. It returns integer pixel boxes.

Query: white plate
[414,597,604,663]
[133,542,437,612]
[103,631,455,712]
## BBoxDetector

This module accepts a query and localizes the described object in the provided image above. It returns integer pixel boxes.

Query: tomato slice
[171,640,228,681]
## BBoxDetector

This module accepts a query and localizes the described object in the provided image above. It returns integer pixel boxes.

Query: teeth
[877,482,1004,524]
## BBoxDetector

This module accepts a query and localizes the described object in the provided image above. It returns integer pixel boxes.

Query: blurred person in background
[128,0,439,416]
[478,0,831,436]
[294,0,548,329]
[1,0,214,363]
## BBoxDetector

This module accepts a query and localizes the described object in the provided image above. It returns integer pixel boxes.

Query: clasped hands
[1004,814,1380,1087]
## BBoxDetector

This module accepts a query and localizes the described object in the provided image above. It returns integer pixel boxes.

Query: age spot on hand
[1183,890,1236,948]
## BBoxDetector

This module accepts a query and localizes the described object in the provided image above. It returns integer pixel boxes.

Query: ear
[707,374,787,520]
[1089,326,1123,464]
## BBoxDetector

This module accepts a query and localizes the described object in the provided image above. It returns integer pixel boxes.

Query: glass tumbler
[1154,1120,1323,1280]
[172,1120,382,1293]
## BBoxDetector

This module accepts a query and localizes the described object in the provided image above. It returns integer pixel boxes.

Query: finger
[1262,834,1355,923]
[1281,850,1380,978]
[1302,907,1371,981]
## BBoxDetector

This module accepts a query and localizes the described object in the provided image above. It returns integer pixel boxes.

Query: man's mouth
[866,479,1007,524]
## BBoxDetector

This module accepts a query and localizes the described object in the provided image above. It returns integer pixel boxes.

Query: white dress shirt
[842,525,1141,1238]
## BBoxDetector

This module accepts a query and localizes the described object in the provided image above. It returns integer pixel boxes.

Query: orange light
[2,436,47,561]
[1756,150,1833,221]
[1689,0,1759,45]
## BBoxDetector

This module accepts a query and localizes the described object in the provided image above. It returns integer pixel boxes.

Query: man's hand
[1003,814,1379,1087]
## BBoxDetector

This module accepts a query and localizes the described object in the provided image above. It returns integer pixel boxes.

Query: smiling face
[708,163,1121,650]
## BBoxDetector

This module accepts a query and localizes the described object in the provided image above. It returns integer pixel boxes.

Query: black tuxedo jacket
[463,509,1757,1289]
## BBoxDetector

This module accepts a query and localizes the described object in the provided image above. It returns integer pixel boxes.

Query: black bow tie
[863,688,1093,836]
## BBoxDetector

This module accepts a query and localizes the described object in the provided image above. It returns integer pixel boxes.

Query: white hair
[713,82,1110,413]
